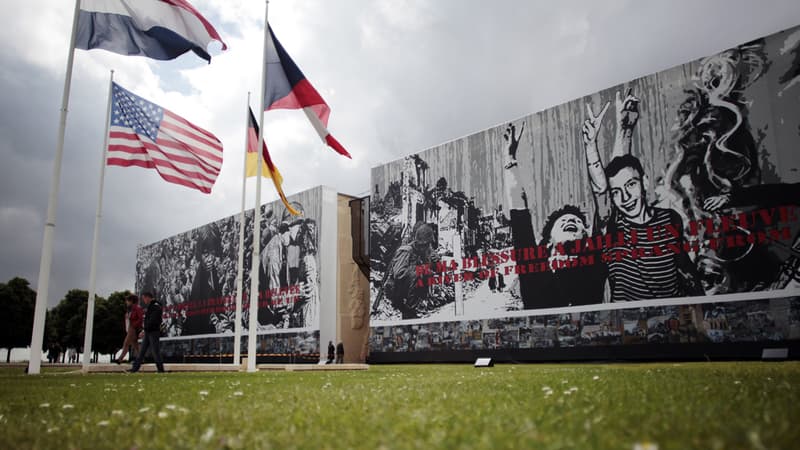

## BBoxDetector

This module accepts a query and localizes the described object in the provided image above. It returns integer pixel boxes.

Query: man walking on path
[336,342,345,364]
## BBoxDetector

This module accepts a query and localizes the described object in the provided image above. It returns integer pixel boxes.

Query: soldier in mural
[382,222,438,319]
[503,122,607,308]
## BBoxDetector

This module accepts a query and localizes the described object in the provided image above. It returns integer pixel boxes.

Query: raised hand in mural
[503,122,525,169]
[582,101,610,148]
[702,193,732,212]
[502,121,528,211]
[612,88,640,158]
[582,100,612,225]
[616,88,640,132]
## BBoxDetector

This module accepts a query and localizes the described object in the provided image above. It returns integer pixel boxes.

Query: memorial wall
[135,186,339,363]
[369,25,800,362]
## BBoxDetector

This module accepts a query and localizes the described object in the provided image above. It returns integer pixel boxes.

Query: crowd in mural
[134,189,323,359]
[370,297,800,353]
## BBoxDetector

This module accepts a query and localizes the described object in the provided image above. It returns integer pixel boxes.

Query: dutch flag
[76,0,227,63]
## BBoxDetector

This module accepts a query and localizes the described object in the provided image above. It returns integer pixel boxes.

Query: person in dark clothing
[335,342,344,364]
[327,341,335,364]
[47,344,59,364]
[184,228,222,336]
[128,292,165,373]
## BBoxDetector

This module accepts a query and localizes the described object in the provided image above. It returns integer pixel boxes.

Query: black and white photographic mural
[369,25,800,357]
[136,187,324,347]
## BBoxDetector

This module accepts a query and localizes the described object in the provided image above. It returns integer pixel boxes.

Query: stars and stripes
[107,82,223,194]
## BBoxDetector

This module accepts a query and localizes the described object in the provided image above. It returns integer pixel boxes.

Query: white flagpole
[81,70,115,371]
[234,92,251,367]
[248,0,270,373]
[28,0,81,375]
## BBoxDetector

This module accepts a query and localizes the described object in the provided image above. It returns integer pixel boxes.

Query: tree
[46,289,134,363]
[92,290,130,360]
[0,277,36,362]
[47,289,89,356]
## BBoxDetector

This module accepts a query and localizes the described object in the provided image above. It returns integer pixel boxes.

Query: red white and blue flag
[264,25,351,158]
[76,0,227,62]
[107,82,223,194]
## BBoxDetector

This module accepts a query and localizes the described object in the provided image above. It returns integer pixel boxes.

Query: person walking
[128,292,165,373]
[114,295,143,364]
[335,342,344,364]
[327,341,335,364]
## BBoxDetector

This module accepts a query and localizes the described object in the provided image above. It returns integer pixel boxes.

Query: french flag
[76,0,227,62]
[264,25,351,158]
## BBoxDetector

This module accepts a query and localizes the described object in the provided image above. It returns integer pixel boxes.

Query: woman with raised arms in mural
[503,121,607,309]
[582,90,703,302]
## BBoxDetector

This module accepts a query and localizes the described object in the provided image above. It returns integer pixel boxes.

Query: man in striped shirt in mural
[582,90,703,302]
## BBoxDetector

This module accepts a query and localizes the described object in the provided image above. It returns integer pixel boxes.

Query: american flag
[107,82,223,193]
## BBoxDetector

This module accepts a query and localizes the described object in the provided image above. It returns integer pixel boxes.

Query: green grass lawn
[0,362,797,449]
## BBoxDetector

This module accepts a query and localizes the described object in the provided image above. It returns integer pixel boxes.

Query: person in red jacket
[114,294,143,364]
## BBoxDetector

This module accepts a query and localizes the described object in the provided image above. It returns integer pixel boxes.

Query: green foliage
[45,289,132,358]
[92,291,131,357]
[0,277,36,361]
[0,363,797,449]
[47,289,89,351]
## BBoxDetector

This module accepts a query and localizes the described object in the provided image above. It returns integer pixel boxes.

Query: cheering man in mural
[503,122,607,309]
[582,90,703,302]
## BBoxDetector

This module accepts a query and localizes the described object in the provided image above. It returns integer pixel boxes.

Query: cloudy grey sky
[1,0,799,308]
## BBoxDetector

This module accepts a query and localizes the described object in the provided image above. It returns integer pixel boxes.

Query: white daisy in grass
[39,403,50,408]
[165,404,176,410]
[593,375,600,381]
[232,391,244,397]
[201,428,215,443]
[111,410,123,416]
[138,407,150,413]
[633,441,658,450]
[62,404,74,409]
[97,420,110,427]
[158,412,168,419]
[199,390,209,396]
